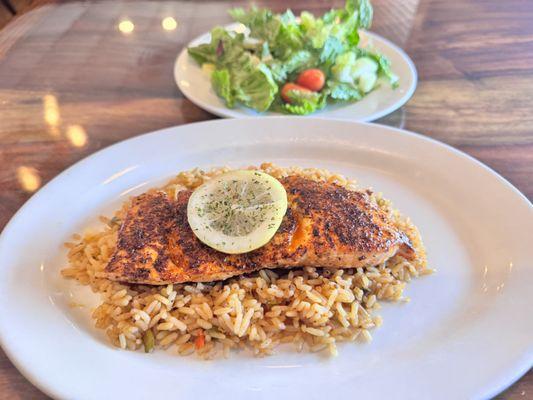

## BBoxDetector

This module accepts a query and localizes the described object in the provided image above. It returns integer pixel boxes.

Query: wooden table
[0,3,13,29]
[0,0,531,398]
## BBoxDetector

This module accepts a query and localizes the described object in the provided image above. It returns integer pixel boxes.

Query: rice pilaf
[61,163,431,358]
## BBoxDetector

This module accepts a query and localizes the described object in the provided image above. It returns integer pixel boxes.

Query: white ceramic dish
[174,23,417,121]
[0,118,531,400]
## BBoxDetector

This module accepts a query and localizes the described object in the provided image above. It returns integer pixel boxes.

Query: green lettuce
[229,7,280,44]
[268,50,316,82]
[350,0,374,29]
[211,69,234,107]
[328,81,362,101]
[319,36,346,66]
[187,27,233,64]
[230,7,303,60]
[188,26,277,111]
[299,11,329,49]
[187,0,396,113]
[233,64,278,112]
[372,53,399,87]
[275,12,304,59]
[281,88,328,115]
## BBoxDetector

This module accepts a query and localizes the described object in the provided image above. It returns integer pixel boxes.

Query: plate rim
[0,117,531,400]
[174,25,418,121]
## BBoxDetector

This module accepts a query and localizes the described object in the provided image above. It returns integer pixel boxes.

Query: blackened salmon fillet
[101,176,415,285]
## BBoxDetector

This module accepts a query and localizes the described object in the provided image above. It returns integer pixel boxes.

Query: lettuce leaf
[268,50,315,82]
[320,36,346,66]
[211,69,234,108]
[233,64,278,112]
[281,88,328,115]
[187,28,223,64]
[230,7,304,60]
[372,53,399,87]
[188,44,215,65]
[189,26,277,111]
[187,27,250,69]
[298,0,372,58]
[328,81,362,101]
[229,7,280,44]
[274,13,304,59]
[299,11,329,49]
[349,0,373,29]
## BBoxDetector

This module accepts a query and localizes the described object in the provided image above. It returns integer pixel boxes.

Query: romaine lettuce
[187,0,397,114]
[211,69,234,107]
[233,64,278,112]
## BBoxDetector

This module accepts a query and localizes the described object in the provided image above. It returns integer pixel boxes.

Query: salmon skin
[102,176,415,285]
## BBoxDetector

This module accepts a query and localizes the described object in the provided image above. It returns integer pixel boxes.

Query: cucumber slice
[351,57,378,79]
[187,170,288,254]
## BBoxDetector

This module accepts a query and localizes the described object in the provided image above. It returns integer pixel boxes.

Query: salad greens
[187,0,398,114]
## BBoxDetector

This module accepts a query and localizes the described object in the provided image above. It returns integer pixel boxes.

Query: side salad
[187,0,398,115]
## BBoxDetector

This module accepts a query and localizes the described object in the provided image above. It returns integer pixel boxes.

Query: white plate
[0,118,531,400]
[174,23,417,121]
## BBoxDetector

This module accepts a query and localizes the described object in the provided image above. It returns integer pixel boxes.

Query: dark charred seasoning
[105,176,412,284]
[283,176,394,252]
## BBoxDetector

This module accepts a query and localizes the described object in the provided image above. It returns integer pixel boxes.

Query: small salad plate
[174,23,417,121]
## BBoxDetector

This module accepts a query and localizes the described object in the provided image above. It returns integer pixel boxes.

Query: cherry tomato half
[296,69,325,92]
[281,83,311,103]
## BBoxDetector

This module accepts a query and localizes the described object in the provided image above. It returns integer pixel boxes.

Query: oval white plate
[174,23,417,121]
[0,118,531,400]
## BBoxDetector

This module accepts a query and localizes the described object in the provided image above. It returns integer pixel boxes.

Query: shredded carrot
[195,332,205,349]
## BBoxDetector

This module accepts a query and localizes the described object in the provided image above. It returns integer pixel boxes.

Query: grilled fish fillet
[102,176,415,285]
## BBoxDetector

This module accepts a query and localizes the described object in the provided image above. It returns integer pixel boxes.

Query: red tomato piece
[281,83,311,103]
[296,69,325,92]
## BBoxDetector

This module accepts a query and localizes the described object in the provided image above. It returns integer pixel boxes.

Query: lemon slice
[187,170,288,254]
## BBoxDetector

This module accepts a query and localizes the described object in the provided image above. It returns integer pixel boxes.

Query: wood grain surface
[5,0,34,13]
[0,0,531,398]
[0,3,13,29]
